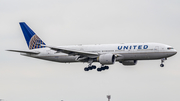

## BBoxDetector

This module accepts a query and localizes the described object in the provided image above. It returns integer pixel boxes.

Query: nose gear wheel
[160,58,166,67]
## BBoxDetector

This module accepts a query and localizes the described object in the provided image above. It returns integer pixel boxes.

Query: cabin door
[154,46,159,51]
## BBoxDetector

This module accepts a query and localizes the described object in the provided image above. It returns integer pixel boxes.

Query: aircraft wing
[46,45,99,58]
[7,49,40,54]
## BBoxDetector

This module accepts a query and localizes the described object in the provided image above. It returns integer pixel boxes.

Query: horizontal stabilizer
[7,49,40,54]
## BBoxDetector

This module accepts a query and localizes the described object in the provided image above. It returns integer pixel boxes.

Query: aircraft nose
[174,50,177,55]
[172,49,177,56]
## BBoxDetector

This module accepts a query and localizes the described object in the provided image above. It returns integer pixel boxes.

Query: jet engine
[98,54,115,65]
[121,60,137,65]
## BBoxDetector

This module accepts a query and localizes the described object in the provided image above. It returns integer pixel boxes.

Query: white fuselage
[9,22,177,70]
[22,43,177,63]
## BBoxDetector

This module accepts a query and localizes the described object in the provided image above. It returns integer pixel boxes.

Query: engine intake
[121,60,137,65]
[98,54,115,65]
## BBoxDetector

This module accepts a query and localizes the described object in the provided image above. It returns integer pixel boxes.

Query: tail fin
[19,22,46,50]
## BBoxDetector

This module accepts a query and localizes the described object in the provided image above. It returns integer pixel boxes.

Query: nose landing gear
[160,64,164,67]
[160,58,167,67]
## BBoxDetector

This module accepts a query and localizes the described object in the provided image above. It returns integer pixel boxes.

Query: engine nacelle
[121,60,137,65]
[98,54,115,65]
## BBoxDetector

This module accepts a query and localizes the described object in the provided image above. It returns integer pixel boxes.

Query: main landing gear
[84,65,109,72]
[84,59,110,72]
[84,65,96,71]
[160,58,167,67]
[97,65,109,72]
[84,59,96,71]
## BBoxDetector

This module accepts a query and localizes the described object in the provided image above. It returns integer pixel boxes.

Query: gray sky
[0,0,180,101]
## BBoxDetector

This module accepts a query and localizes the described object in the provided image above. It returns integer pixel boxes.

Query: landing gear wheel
[84,67,89,71]
[97,68,102,72]
[160,64,164,67]
[92,65,96,69]
[101,67,105,70]
[88,66,93,70]
[105,66,109,69]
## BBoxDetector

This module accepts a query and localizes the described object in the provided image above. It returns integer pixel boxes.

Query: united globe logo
[28,35,46,49]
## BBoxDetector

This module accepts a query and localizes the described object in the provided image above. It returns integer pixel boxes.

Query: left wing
[45,45,99,58]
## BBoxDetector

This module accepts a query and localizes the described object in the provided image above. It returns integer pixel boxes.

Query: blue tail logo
[19,22,46,50]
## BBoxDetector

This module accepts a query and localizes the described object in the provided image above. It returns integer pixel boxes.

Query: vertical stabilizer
[19,22,46,49]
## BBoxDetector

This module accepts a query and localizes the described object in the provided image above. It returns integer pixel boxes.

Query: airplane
[7,22,177,72]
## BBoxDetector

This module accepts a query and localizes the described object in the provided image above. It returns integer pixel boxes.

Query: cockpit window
[167,47,174,50]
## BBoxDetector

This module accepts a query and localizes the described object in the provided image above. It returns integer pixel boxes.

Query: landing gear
[84,65,96,71]
[84,59,109,72]
[92,65,96,69]
[160,58,166,67]
[97,65,109,72]
[84,67,89,71]
[84,59,96,71]
[84,65,109,72]
[160,64,164,67]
